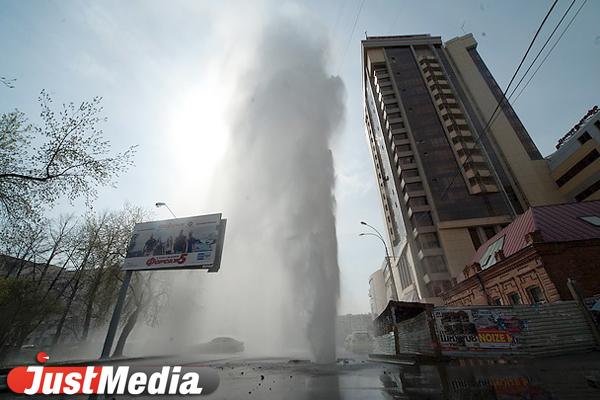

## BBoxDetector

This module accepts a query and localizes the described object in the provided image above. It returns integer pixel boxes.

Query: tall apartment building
[362,34,564,302]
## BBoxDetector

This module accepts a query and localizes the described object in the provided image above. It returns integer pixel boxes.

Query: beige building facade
[362,34,564,301]
[547,106,600,202]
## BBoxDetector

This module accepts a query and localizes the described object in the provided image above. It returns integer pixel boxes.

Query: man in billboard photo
[143,235,157,256]
[174,230,187,253]
[187,231,200,253]
[165,235,174,254]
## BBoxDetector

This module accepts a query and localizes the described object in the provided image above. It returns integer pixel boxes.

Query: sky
[1,0,599,315]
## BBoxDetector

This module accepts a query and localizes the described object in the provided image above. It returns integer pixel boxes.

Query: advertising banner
[123,213,226,272]
[434,308,525,352]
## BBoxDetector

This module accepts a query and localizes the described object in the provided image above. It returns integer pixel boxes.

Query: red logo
[36,352,49,364]
[145,253,187,266]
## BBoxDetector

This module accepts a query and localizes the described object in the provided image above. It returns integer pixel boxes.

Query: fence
[373,299,599,358]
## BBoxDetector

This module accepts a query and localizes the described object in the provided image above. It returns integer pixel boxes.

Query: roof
[471,201,600,269]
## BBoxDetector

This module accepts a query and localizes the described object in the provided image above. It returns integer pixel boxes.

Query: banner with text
[123,213,226,272]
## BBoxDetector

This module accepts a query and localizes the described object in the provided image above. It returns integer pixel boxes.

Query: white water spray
[199,16,345,363]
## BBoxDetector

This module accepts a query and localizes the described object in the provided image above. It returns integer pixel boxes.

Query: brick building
[442,201,600,306]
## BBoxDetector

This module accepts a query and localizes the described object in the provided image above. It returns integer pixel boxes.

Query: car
[344,331,374,354]
[192,337,244,354]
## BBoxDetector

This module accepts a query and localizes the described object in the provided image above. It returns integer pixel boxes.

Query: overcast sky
[1,0,599,314]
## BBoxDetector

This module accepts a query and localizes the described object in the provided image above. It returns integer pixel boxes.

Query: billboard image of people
[124,213,225,271]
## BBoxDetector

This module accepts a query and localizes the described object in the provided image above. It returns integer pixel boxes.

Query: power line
[440,0,559,203]
[330,0,347,45]
[513,0,588,104]
[337,0,367,75]
[506,0,577,102]
[476,0,583,143]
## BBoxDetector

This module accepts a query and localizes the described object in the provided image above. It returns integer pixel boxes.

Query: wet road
[2,351,600,399]
[190,353,600,400]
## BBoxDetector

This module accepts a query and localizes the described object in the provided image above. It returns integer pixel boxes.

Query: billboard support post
[100,269,133,359]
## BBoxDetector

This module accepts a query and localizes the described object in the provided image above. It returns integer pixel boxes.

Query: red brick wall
[539,240,600,300]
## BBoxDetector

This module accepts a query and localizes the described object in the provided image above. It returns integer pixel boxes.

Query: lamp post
[359,221,399,301]
[155,202,177,218]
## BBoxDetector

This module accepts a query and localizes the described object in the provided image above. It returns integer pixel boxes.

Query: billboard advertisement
[123,213,226,272]
[434,308,525,352]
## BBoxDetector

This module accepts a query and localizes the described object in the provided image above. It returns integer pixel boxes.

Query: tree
[0,91,136,224]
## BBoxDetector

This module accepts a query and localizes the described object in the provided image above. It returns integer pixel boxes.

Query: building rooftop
[471,201,600,270]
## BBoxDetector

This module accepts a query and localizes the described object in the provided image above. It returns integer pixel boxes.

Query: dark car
[193,337,244,354]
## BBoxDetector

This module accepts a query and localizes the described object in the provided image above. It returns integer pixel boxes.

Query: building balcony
[418,57,437,65]
[402,175,422,185]
[380,88,394,97]
[391,139,410,153]
[389,129,408,142]
[382,96,398,107]
[407,204,431,218]
[375,77,392,89]
[394,151,414,166]
[453,140,477,152]
[412,225,437,237]
[435,96,457,106]
[403,189,425,202]
[374,70,389,79]
[383,107,401,120]
[418,247,445,260]
[439,106,461,117]
[444,117,467,127]
[470,183,499,194]
[424,69,444,78]
[465,167,491,179]
[459,153,484,164]
[430,87,452,96]
[448,129,472,140]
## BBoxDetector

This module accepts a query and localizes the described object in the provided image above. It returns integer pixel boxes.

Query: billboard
[123,213,226,272]
[434,308,525,352]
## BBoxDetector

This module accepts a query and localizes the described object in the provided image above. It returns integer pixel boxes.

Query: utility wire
[440,0,559,201]
[337,0,367,75]
[506,0,577,101]
[473,0,582,145]
[330,0,347,45]
[513,0,588,104]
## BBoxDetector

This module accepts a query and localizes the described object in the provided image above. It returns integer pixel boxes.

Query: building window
[492,297,502,305]
[579,215,600,226]
[527,286,545,304]
[479,236,505,269]
[595,120,600,133]
[575,179,600,201]
[556,149,600,187]
[419,232,440,249]
[401,169,420,179]
[508,292,521,305]
[411,212,433,227]
[405,182,423,191]
[468,227,482,250]
[483,226,496,240]
[423,256,447,273]
[408,196,428,208]
[578,131,592,145]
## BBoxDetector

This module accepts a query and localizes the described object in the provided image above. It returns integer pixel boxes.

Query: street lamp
[155,202,177,218]
[359,221,399,301]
